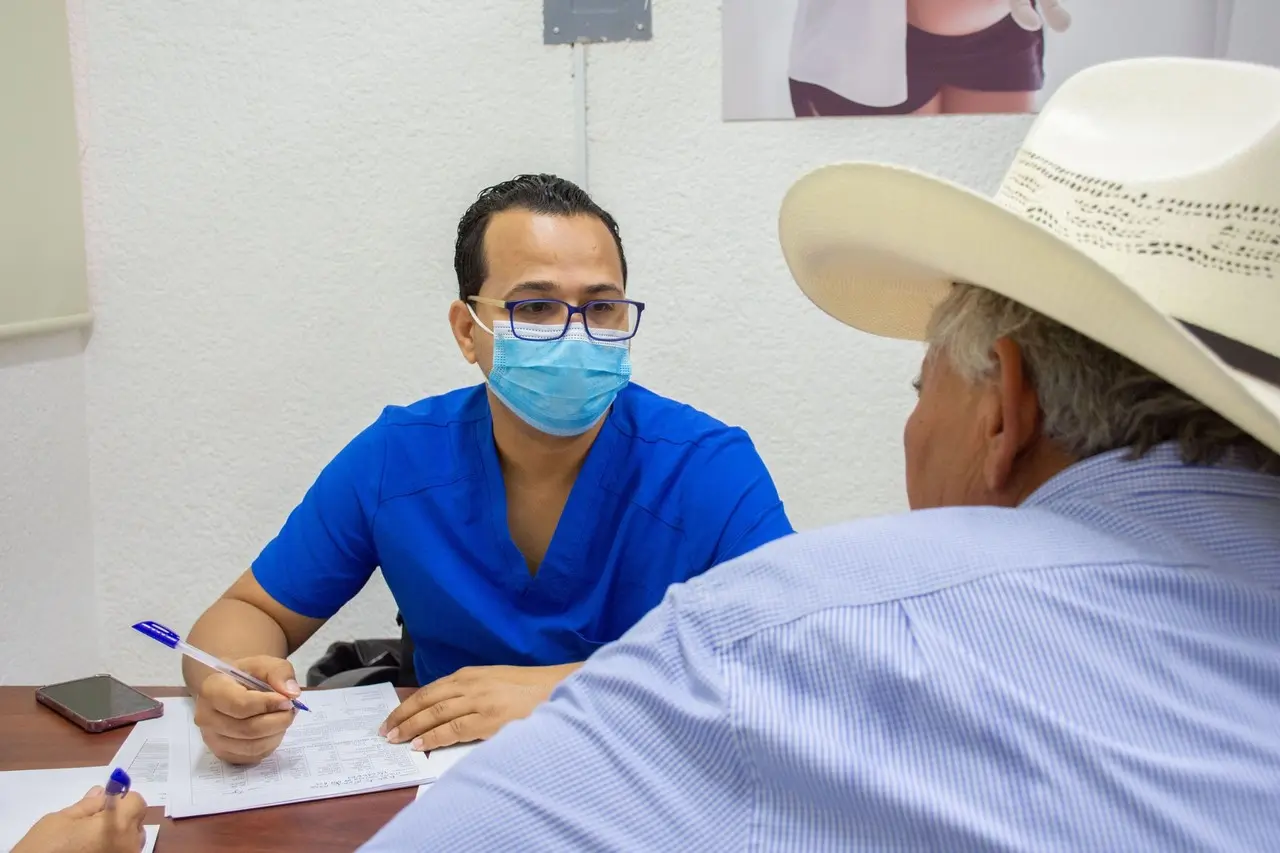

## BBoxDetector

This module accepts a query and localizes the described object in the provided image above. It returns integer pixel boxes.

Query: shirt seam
[594,478,688,535]
[380,411,488,430]
[594,422,760,535]
[374,472,484,508]
[604,417,748,450]
[712,628,763,853]
[370,415,390,540]
[714,500,787,563]
[711,556,1210,654]
[377,385,489,431]
[251,563,339,621]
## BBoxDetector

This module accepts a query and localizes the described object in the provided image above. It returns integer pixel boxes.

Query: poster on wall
[0,0,91,341]
[723,0,1280,120]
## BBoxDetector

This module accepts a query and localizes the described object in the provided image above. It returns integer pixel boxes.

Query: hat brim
[778,162,1280,455]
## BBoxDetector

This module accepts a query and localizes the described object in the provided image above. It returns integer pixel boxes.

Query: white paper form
[167,683,436,818]
[0,766,106,852]
[413,742,480,799]
[109,696,191,812]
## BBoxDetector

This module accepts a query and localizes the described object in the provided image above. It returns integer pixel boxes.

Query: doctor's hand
[12,787,148,853]
[193,655,300,765]
[380,662,582,752]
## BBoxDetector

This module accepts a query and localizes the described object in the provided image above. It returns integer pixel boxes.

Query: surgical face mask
[469,307,632,437]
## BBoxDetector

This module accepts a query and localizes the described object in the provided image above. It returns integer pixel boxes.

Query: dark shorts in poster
[723,0,1280,119]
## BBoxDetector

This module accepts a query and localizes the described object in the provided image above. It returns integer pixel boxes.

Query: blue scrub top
[252,383,794,685]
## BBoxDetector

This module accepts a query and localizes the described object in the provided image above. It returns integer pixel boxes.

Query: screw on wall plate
[636,23,645,30]
[552,26,560,34]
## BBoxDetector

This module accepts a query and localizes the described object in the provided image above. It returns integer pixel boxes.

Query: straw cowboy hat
[779,57,1280,455]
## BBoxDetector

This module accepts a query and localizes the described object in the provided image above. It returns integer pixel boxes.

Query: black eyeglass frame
[468,296,646,342]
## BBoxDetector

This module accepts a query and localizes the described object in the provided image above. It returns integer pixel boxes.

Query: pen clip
[132,620,180,648]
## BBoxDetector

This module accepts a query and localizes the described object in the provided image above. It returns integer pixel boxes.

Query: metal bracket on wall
[544,0,652,45]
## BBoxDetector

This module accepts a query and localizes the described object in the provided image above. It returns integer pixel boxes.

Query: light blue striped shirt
[361,445,1280,851]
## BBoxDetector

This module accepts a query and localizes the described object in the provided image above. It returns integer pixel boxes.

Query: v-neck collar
[476,398,621,603]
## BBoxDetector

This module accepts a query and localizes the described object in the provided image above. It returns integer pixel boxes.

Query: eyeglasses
[469,296,645,342]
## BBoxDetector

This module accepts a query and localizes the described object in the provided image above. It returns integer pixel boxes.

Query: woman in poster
[788,0,1071,117]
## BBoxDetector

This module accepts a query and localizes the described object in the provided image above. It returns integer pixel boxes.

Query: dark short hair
[453,174,628,302]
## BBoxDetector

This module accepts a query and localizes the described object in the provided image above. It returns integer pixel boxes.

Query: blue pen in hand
[104,767,130,810]
[131,621,310,712]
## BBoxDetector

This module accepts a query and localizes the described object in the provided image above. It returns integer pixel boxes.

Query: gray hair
[926,284,1280,474]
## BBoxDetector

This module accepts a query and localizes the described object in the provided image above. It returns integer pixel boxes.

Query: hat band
[1179,321,1280,388]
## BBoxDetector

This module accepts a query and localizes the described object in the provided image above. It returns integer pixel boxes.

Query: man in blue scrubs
[181,174,793,765]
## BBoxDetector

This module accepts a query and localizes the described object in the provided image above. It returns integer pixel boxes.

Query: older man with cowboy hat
[358,56,1280,852]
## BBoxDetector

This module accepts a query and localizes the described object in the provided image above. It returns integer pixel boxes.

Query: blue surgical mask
[469,308,632,437]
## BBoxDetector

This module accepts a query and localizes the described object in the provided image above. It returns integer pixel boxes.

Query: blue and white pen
[131,620,310,712]
[104,767,130,810]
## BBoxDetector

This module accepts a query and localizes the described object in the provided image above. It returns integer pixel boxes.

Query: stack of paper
[415,742,478,799]
[0,765,157,853]
[111,682,475,818]
[110,696,188,811]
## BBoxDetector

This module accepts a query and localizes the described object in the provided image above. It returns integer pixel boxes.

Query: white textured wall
[0,4,98,686]
[0,332,98,685]
[75,0,576,682]
[4,0,1038,684]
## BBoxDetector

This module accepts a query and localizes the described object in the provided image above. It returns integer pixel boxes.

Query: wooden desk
[0,687,416,852]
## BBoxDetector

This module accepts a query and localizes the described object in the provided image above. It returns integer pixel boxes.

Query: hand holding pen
[10,768,147,853]
[133,621,307,766]
[132,622,310,711]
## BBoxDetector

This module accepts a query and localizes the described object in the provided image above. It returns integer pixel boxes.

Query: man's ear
[449,300,477,364]
[981,337,1041,492]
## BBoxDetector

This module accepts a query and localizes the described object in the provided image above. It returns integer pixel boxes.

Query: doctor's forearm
[183,597,290,691]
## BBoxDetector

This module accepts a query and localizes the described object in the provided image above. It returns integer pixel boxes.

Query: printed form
[110,696,191,813]
[167,683,435,818]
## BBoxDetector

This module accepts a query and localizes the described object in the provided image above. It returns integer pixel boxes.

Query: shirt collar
[1022,441,1280,510]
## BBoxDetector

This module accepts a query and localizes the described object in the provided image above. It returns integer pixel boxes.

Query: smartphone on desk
[35,674,164,733]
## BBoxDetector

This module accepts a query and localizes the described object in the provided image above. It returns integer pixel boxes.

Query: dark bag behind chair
[306,613,418,689]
